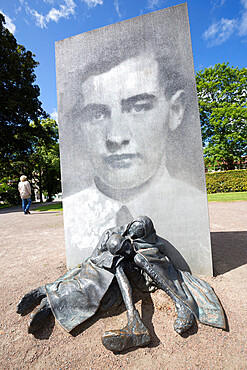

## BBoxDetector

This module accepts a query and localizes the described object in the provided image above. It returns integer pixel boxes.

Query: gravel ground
[0,201,246,369]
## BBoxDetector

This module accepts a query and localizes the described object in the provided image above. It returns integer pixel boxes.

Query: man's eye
[91,107,110,120]
[121,94,156,114]
[83,105,111,122]
[92,110,105,120]
[133,103,153,112]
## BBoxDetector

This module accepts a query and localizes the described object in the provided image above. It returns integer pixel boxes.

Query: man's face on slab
[81,54,174,191]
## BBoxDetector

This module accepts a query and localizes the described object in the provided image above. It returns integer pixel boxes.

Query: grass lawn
[34,193,247,209]
[1,192,246,211]
[207,191,247,202]
[34,202,63,212]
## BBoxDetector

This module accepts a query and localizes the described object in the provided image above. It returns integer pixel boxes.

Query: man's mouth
[104,154,141,169]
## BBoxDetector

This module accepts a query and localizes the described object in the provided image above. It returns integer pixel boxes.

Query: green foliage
[0,13,47,181]
[0,15,60,204]
[206,170,247,194]
[0,177,19,205]
[30,118,61,201]
[196,63,247,170]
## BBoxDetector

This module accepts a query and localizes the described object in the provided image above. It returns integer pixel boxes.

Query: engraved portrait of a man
[80,53,184,200]
[57,4,212,275]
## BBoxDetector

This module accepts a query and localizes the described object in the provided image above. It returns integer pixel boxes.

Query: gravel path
[0,201,246,369]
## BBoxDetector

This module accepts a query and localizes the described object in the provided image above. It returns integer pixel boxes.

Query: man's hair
[67,24,194,113]
[20,175,27,182]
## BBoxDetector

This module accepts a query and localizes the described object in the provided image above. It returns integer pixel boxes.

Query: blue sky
[1,0,247,120]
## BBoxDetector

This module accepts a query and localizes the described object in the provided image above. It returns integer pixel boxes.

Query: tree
[0,13,47,181]
[30,118,61,202]
[0,118,61,205]
[196,63,247,170]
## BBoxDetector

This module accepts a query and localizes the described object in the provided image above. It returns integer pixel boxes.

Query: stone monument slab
[55,3,212,276]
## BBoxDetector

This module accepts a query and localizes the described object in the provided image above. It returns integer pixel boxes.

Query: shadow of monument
[211,231,247,276]
[141,294,160,349]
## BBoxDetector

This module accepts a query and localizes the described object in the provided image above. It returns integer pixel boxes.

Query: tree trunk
[47,167,53,202]
[39,165,42,203]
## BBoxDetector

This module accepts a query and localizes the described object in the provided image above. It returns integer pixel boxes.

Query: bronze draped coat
[45,218,225,332]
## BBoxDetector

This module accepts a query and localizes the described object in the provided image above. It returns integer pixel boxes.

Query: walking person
[18,175,32,215]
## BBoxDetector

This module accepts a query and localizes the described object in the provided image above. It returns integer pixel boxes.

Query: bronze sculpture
[17,216,225,352]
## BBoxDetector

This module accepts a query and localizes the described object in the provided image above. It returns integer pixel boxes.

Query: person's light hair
[20,175,27,182]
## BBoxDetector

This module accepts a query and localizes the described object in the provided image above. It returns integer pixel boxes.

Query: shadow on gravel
[33,316,55,340]
[0,206,22,214]
[141,294,160,349]
[211,231,247,275]
[33,211,62,215]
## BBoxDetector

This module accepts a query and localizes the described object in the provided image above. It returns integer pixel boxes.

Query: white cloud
[15,6,22,14]
[203,18,238,46]
[204,0,247,46]
[147,0,162,9]
[82,0,103,7]
[50,109,58,122]
[0,10,16,34]
[28,8,46,28]
[27,0,76,28]
[239,0,247,35]
[211,0,227,10]
[24,0,104,28]
[114,0,121,18]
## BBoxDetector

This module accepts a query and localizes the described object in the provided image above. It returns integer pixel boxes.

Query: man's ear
[168,90,185,131]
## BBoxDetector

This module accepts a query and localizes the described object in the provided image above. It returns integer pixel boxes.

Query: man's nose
[105,113,130,153]
[106,138,130,153]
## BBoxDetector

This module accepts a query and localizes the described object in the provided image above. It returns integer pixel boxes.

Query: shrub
[206,170,247,194]
[0,177,20,205]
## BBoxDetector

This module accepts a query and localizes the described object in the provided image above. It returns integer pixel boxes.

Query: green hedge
[206,169,247,194]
